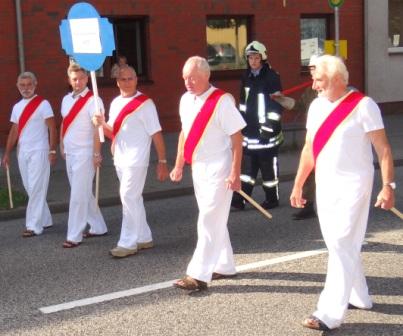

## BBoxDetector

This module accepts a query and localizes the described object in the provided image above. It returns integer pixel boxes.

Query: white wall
[365,0,403,103]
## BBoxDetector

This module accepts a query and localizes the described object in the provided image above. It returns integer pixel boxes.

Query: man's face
[117,68,137,97]
[312,68,332,98]
[68,70,88,94]
[182,64,209,96]
[309,66,316,78]
[17,78,36,99]
[247,53,263,71]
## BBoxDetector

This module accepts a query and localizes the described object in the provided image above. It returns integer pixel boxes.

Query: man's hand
[92,114,105,127]
[48,152,57,166]
[170,166,183,182]
[225,173,241,191]
[1,153,10,169]
[93,153,102,168]
[156,162,169,181]
[290,185,307,208]
[374,186,395,210]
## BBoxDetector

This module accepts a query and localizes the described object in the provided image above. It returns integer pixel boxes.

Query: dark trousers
[237,148,279,203]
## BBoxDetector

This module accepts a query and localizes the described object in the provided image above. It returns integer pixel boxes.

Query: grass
[0,187,28,210]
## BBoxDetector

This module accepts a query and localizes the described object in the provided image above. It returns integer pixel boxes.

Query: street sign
[328,0,344,8]
[59,2,115,71]
[324,39,348,59]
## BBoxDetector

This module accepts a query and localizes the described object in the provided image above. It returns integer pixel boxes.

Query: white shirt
[307,93,384,185]
[180,86,246,163]
[107,91,162,168]
[61,87,104,155]
[11,95,54,152]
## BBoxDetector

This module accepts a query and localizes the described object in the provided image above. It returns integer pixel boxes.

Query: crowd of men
[1,42,396,331]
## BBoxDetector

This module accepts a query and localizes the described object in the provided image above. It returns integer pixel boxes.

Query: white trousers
[314,183,373,329]
[115,166,152,249]
[186,152,236,283]
[65,154,107,243]
[18,149,52,234]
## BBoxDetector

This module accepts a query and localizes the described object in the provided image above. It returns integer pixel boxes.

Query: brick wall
[0,0,364,143]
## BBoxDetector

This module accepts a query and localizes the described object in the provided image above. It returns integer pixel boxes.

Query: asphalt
[0,113,402,221]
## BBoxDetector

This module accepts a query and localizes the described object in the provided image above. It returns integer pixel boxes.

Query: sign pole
[6,165,14,209]
[335,6,340,56]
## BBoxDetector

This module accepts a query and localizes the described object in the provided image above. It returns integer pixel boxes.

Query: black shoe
[260,200,279,209]
[292,204,317,220]
[231,198,245,210]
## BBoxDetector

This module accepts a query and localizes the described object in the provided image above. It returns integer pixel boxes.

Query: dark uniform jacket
[239,63,283,150]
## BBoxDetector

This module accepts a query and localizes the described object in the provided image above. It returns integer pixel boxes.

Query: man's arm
[226,131,243,191]
[368,129,395,210]
[45,116,57,165]
[1,123,18,168]
[151,130,169,181]
[290,134,315,208]
[170,131,185,182]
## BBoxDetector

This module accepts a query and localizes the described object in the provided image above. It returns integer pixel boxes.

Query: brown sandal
[62,241,81,248]
[302,316,330,331]
[173,276,207,291]
[212,272,237,280]
[83,231,108,238]
[22,230,37,238]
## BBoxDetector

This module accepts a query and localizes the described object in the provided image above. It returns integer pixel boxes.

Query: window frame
[97,15,151,87]
[206,15,252,80]
[300,14,333,73]
[388,0,403,53]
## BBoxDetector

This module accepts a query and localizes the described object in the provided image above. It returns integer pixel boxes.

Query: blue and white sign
[59,2,115,71]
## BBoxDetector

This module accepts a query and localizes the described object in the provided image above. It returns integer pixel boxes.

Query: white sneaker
[110,246,137,258]
[137,241,154,250]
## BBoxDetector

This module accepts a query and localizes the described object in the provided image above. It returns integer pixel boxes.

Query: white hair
[117,65,137,78]
[183,56,210,77]
[315,55,349,84]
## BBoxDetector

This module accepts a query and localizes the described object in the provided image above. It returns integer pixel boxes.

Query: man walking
[60,63,108,248]
[170,56,245,290]
[94,65,169,258]
[290,55,395,331]
[2,72,57,237]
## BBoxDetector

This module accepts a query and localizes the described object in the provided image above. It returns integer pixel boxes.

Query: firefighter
[232,41,283,210]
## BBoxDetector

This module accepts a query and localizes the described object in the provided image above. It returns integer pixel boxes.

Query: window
[300,15,331,66]
[389,0,403,48]
[98,16,148,81]
[206,16,250,71]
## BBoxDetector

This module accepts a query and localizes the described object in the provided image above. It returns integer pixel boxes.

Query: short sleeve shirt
[11,95,54,152]
[107,91,162,168]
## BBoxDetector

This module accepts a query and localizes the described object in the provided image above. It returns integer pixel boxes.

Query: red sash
[18,95,44,138]
[112,94,149,139]
[312,91,365,163]
[61,91,93,139]
[184,89,226,164]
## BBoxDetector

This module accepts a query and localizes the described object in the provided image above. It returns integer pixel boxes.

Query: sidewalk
[1,113,402,221]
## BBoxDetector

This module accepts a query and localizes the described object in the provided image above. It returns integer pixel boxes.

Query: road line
[39,248,328,314]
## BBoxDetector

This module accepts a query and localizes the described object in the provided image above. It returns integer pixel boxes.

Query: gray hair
[315,55,349,84]
[117,64,137,78]
[183,56,210,77]
[17,71,37,85]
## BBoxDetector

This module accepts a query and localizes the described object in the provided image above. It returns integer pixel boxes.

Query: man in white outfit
[93,65,169,258]
[170,56,246,290]
[60,63,108,248]
[290,55,395,331]
[2,72,57,237]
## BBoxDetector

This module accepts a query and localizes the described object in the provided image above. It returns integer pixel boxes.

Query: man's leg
[259,148,279,209]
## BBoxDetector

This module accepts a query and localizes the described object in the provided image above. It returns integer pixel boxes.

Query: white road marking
[39,248,328,314]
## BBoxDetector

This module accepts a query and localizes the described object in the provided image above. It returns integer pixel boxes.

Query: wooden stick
[90,71,105,143]
[95,167,100,205]
[6,165,14,209]
[390,207,403,220]
[237,189,272,220]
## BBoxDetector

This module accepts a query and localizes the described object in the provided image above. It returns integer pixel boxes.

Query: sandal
[83,231,108,238]
[62,241,81,248]
[212,272,237,280]
[173,276,207,291]
[302,316,330,331]
[22,229,37,238]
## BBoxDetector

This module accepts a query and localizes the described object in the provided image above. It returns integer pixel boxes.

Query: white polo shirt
[107,91,162,168]
[61,87,104,155]
[179,86,246,163]
[11,95,54,152]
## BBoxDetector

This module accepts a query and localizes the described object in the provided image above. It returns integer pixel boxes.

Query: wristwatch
[384,182,396,190]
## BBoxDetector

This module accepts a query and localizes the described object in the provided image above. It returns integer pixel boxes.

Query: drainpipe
[15,0,25,73]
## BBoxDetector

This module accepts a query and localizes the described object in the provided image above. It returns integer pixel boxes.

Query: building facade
[0,1,365,143]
